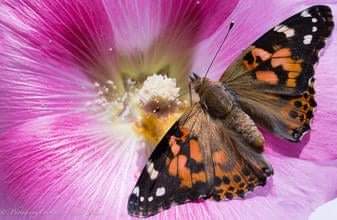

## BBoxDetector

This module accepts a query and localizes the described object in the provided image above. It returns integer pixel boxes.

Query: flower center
[89,74,189,148]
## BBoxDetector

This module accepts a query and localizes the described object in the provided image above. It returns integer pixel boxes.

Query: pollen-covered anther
[138,74,180,104]
[137,74,182,116]
[133,74,188,146]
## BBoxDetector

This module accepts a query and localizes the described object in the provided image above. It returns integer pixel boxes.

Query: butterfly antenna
[203,21,235,79]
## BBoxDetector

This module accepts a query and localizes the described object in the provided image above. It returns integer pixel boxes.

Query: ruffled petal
[193,0,337,161]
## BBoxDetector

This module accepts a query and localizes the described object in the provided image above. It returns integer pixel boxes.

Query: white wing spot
[309,77,314,86]
[303,35,313,45]
[156,187,166,197]
[312,18,318,23]
[273,25,281,31]
[147,161,159,180]
[148,196,154,202]
[277,25,288,33]
[140,196,144,202]
[274,25,295,38]
[150,169,159,180]
[301,10,312,17]
[284,29,295,38]
[147,162,154,174]
[312,26,318,32]
[133,186,140,197]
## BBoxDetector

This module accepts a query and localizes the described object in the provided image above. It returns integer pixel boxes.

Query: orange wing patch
[271,48,291,57]
[243,48,272,71]
[168,157,178,176]
[167,127,208,188]
[189,139,203,162]
[212,151,228,164]
[169,136,181,156]
[177,155,192,188]
[256,71,279,85]
[243,46,304,89]
[286,79,297,88]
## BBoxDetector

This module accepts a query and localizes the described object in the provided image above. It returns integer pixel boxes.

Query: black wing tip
[309,5,334,33]
[127,202,170,218]
[128,193,173,218]
[307,5,332,15]
[127,200,156,218]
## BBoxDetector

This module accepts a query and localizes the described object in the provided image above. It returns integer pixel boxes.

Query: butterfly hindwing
[128,104,272,217]
[221,5,334,141]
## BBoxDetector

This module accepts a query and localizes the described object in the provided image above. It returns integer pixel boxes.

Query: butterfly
[128,5,334,217]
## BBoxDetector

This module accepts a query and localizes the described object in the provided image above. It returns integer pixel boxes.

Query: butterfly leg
[189,81,193,107]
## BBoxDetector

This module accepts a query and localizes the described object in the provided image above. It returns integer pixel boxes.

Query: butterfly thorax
[192,76,264,152]
[192,77,234,118]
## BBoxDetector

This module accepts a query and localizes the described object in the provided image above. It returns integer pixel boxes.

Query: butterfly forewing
[221,5,334,141]
[128,104,272,217]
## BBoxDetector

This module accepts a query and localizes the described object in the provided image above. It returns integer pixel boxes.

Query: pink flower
[0,0,337,219]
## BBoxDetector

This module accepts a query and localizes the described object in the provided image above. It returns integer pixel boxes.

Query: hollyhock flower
[1,0,337,220]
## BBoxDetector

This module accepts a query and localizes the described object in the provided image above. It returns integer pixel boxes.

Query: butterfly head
[189,72,210,95]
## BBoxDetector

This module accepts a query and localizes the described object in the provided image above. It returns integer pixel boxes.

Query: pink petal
[0,112,143,219]
[0,53,96,131]
[103,0,238,52]
[193,0,337,161]
[0,0,115,131]
[0,0,115,70]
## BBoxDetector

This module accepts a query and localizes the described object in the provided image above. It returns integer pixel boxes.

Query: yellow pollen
[134,110,185,147]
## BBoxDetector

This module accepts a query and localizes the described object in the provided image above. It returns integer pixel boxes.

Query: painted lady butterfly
[128,5,334,217]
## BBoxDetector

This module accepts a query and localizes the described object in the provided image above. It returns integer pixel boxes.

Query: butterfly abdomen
[225,106,264,153]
